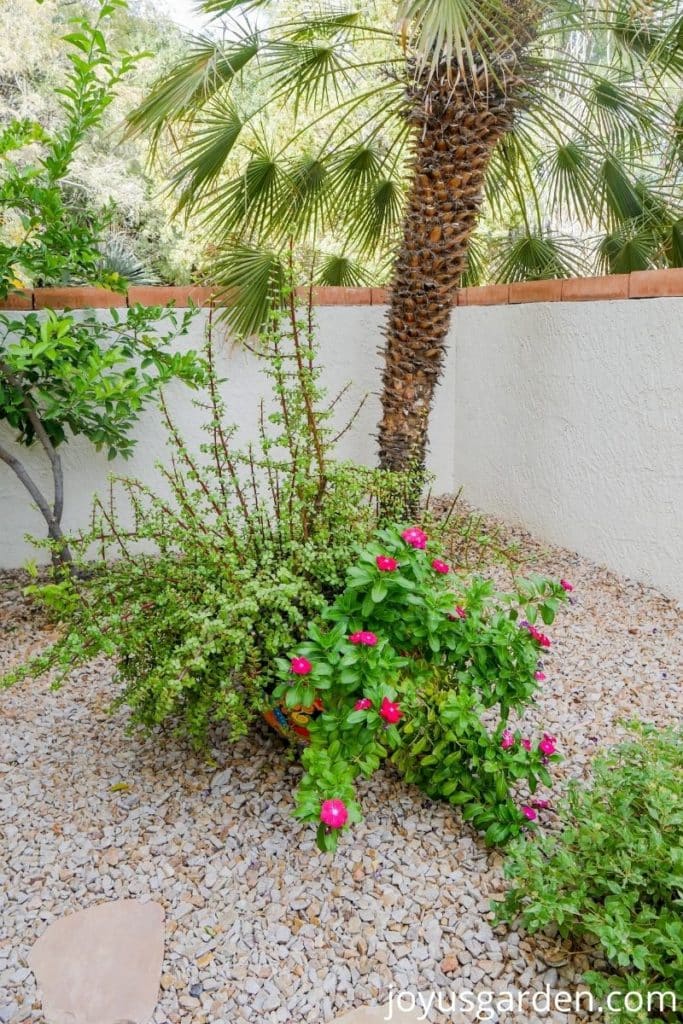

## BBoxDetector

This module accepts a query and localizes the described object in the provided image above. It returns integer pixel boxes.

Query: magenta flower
[521,739,532,751]
[539,733,558,756]
[501,729,515,750]
[447,605,468,621]
[349,631,378,646]
[290,656,313,676]
[376,555,398,572]
[379,697,403,725]
[560,579,574,592]
[534,671,546,681]
[521,805,537,821]
[526,624,551,648]
[320,799,348,829]
[354,698,372,711]
[532,798,551,810]
[431,559,450,574]
[401,526,428,549]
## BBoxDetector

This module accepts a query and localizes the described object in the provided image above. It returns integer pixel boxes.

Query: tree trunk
[0,440,73,569]
[378,48,532,475]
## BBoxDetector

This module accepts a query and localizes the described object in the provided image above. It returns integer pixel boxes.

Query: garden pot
[263,697,323,742]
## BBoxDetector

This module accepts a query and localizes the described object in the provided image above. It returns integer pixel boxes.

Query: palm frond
[210,242,285,337]
[666,219,683,267]
[538,140,596,225]
[126,33,259,141]
[596,222,659,273]
[396,0,523,82]
[173,95,245,214]
[494,231,587,282]
[315,253,372,286]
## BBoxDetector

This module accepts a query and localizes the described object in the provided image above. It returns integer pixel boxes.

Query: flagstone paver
[28,900,164,1024]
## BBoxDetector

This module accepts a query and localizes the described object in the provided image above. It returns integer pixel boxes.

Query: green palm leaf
[210,242,286,337]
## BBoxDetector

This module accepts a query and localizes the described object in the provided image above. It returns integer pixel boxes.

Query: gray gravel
[1,518,681,1024]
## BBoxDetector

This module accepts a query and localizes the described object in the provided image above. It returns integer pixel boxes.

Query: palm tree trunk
[378,61,529,475]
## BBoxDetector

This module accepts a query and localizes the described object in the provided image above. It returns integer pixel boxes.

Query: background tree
[0,0,203,285]
[129,0,683,473]
[0,1,206,566]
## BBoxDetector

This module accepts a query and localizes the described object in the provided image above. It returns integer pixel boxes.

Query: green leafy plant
[0,304,205,565]
[273,524,570,851]
[496,726,683,1022]
[3,298,418,742]
[0,0,144,296]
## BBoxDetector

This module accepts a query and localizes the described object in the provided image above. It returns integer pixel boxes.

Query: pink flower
[290,656,312,676]
[532,798,551,810]
[431,559,450,574]
[320,799,348,829]
[379,697,403,725]
[521,739,532,751]
[521,805,537,821]
[349,631,378,647]
[447,605,468,621]
[539,733,557,756]
[501,729,515,750]
[560,579,573,592]
[354,698,372,711]
[376,555,398,572]
[401,526,428,550]
[534,671,546,681]
[527,624,551,648]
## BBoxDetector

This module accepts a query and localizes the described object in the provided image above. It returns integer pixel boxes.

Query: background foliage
[497,726,683,1023]
[0,0,203,285]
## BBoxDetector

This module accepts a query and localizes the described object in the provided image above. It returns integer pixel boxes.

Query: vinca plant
[273,523,571,851]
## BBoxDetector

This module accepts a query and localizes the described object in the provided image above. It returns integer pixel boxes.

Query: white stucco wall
[1,298,682,601]
[449,298,683,602]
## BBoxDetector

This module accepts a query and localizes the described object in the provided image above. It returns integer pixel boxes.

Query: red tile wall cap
[562,275,629,301]
[297,286,373,305]
[33,287,127,309]
[461,284,510,306]
[508,279,564,304]
[127,285,217,307]
[0,291,33,310]
[629,267,683,298]
[3,273,683,310]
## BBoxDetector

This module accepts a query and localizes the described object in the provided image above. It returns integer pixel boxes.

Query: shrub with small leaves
[3,299,419,746]
[495,725,683,1023]
[274,525,570,851]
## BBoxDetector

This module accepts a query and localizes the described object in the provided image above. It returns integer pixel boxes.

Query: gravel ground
[1,518,681,1024]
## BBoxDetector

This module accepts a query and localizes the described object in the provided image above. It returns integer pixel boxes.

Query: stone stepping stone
[28,899,164,1024]
[332,1004,424,1023]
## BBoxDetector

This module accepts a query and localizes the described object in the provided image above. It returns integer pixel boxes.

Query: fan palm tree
[129,0,682,473]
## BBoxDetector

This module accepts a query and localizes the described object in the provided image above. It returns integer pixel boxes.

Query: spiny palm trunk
[378,48,533,476]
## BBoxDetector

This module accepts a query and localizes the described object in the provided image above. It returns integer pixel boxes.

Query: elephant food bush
[274,525,571,850]
[4,303,420,744]
[496,727,683,1022]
